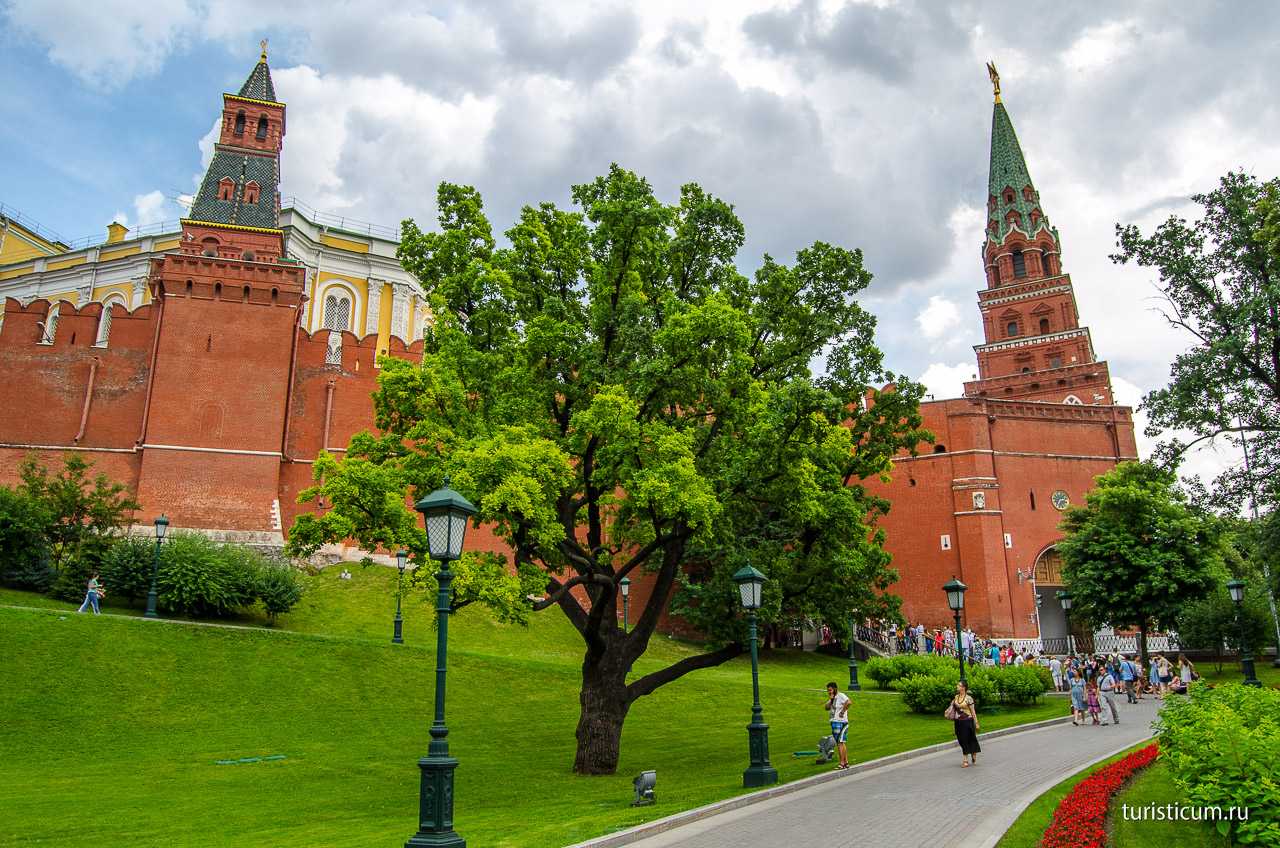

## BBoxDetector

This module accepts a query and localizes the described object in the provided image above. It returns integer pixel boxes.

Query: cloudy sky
[4,0,1279,484]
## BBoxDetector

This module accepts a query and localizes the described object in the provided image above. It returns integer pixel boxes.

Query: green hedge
[864,654,960,689]
[99,532,304,621]
[893,667,998,713]
[1157,683,1280,845]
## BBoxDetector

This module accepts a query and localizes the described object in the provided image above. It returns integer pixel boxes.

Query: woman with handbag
[947,681,981,767]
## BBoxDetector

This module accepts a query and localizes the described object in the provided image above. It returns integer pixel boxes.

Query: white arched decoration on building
[39,302,61,345]
[1063,394,1083,405]
[95,294,127,347]
[321,286,354,366]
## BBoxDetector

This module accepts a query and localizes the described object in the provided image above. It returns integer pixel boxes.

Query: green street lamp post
[847,615,861,691]
[733,565,778,789]
[1226,579,1262,688]
[406,479,477,848]
[943,578,968,686]
[392,549,408,645]
[144,515,169,619]
[620,577,631,633]
[1056,590,1075,656]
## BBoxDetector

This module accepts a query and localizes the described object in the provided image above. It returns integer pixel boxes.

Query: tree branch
[626,642,743,701]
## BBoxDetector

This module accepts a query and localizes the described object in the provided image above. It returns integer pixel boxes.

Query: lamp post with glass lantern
[1056,590,1075,656]
[406,479,476,848]
[392,549,408,645]
[732,565,778,789]
[1226,579,1262,687]
[943,578,968,686]
[847,615,861,691]
[144,515,169,618]
[620,577,631,633]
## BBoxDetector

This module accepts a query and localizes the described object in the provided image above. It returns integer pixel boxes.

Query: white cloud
[919,361,974,400]
[132,190,167,226]
[916,295,961,340]
[4,0,198,88]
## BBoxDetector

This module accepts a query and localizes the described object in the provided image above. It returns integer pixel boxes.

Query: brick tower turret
[963,66,1114,406]
[135,43,306,533]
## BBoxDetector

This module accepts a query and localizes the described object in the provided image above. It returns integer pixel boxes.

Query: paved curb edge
[566,711,1077,848]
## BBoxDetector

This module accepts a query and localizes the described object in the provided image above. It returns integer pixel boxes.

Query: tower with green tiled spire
[964,64,1115,407]
[181,40,287,262]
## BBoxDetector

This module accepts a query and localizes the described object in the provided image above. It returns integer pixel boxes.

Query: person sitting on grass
[824,681,851,771]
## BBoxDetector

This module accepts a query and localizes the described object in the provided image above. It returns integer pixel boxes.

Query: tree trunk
[1138,621,1149,667]
[573,651,631,775]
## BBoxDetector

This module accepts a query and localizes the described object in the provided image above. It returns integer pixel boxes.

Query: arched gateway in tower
[862,67,1139,641]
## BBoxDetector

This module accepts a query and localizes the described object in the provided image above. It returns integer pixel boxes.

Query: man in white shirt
[1049,656,1063,691]
[825,681,851,770]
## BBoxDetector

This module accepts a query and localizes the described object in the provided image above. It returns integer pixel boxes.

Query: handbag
[944,702,962,720]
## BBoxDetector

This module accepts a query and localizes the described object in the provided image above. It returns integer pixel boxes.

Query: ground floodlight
[632,770,656,806]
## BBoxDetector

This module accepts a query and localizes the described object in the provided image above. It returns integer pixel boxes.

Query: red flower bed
[1040,743,1159,848]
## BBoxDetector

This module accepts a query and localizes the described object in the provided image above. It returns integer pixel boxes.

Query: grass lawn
[1194,659,1280,689]
[1110,759,1229,848]
[2,568,1064,847]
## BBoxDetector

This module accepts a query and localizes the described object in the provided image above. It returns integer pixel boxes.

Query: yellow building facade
[0,200,427,355]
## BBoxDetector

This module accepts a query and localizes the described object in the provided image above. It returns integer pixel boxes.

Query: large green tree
[287,167,927,774]
[1112,172,1280,511]
[1057,461,1222,664]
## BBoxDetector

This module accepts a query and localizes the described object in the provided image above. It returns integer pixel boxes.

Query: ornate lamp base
[743,721,779,788]
[405,756,464,848]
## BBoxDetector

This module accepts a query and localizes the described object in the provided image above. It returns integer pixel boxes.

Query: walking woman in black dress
[951,680,981,767]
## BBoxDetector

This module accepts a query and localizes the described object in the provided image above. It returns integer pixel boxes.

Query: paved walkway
[616,696,1161,848]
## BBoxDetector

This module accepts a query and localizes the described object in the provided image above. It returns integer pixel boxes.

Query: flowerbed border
[1040,742,1158,848]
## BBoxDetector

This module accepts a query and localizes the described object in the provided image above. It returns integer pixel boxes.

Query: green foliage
[863,653,957,689]
[16,453,138,574]
[255,559,305,624]
[1176,584,1272,668]
[285,167,928,770]
[990,664,1048,706]
[1057,461,1222,650]
[892,667,998,714]
[1112,172,1280,512]
[0,486,53,591]
[152,534,303,619]
[1157,684,1280,845]
[98,536,156,603]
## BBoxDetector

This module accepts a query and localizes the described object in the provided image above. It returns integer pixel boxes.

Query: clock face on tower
[1051,490,1070,510]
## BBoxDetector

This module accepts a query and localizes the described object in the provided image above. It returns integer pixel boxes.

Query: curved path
[583,696,1160,848]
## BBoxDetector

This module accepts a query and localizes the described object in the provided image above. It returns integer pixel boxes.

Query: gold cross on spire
[986,61,1001,103]
[260,38,269,61]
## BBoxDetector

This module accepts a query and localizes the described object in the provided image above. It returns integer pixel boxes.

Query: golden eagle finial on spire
[260,38,269,61]
[986,61,1001,103]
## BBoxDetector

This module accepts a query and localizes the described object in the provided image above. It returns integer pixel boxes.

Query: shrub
[1157,683,1280,845]
[0,486,53,591]
[255,559,304,623]
[48,535,115,602]
[893,667,997,714]
[865,653,958,688]
[99,536,159,604]
[990,664,1048,705]
[894,673,957,714]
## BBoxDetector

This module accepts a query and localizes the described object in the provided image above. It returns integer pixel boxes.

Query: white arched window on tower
[1063,394,1083,405]
[323,291,352,365]
[95,295,126,347]
[39,302,60,344]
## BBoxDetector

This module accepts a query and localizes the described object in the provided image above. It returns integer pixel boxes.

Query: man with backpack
[1119,654,1138,704]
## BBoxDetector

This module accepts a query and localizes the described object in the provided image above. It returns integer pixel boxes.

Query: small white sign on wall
[940,534,952,551]
[1004,533,1013,549]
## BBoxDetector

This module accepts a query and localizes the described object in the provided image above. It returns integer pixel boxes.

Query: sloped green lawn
[1,568,1063,847]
